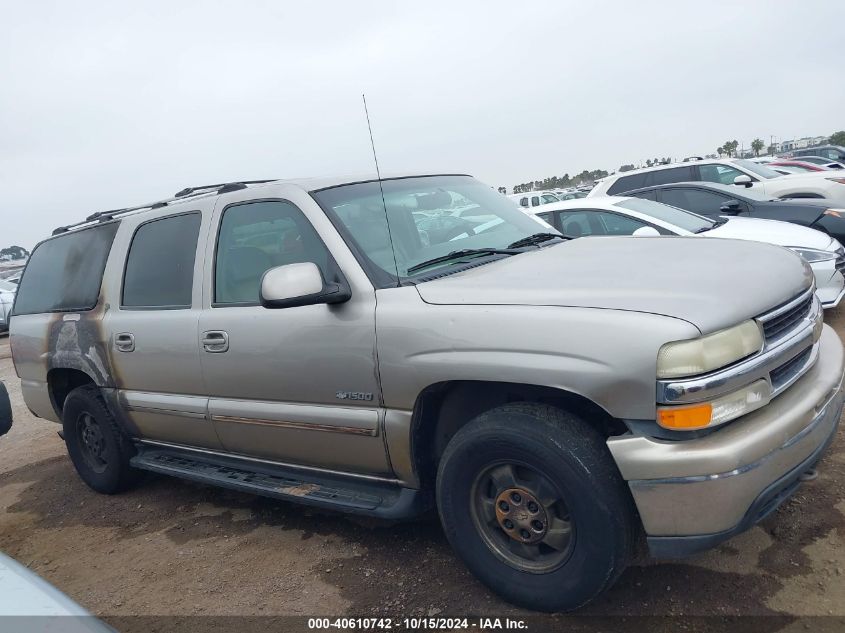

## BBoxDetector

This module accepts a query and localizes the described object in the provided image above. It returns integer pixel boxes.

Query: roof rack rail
[51,179,277,236]
[174,179,275,198]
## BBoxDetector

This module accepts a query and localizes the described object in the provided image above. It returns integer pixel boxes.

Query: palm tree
[751,138,765,157]
[717,146,724,157]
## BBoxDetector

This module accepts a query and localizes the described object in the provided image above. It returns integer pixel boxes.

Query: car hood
[703,217,836,250]
[415,236,812,333]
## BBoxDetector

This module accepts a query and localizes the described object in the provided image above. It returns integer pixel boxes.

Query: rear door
[102,202,219,449]
[196,185,390,476]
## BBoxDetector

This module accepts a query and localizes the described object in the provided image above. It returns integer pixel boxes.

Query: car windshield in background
[313,175,556,281]
[732,159,782,179]
[616,198,714,233]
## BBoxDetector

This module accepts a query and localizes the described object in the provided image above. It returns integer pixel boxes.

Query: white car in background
[531,196,845,308]
[507,191,560,209]
[0,280,16,333]
[590,159,845,202]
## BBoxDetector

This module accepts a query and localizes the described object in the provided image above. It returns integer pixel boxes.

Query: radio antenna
[362,93,400,282]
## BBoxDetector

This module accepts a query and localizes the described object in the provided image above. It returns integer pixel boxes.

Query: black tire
[436,403,636,612]
[63,384,140,494]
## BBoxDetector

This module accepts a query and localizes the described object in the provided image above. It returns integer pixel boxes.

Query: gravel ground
[1,310,845,632]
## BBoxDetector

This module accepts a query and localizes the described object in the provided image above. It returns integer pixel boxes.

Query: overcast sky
[2,0,844,249]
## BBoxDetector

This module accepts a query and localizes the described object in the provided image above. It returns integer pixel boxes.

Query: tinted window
[647,166,694,186]
[519,197,529,208]
[215,200,333,304]
[531,196,540,207]
[699,163,747,185]
[13,223,118,316]
[122,213,201,308]
[660,188,728,215]
[606,173,648,195]
[557,210,647,237]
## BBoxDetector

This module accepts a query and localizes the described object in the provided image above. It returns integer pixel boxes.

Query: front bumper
[607,325,844,557]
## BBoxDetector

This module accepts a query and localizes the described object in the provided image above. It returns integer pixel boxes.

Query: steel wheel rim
[470,460,575,573]
[76,412,108,474]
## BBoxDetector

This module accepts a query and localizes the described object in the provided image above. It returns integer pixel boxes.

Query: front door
[102,204,221,449]
[197,190,390,476]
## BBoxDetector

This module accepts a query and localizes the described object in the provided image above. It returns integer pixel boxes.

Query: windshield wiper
[695,218,727,233]
[507,232,566,249]
[406,248,520,275]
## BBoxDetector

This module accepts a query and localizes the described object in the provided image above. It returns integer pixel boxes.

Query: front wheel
[436,403,636,612]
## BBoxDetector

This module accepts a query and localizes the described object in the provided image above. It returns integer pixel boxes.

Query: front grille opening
[762,294,813,343]
[770,347,812,390]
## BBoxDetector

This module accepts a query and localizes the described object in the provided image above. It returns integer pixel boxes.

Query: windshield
[616,198,714,233]
[313,175,556,283]
[732,159,782,179]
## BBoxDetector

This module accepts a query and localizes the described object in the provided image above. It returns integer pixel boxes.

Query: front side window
[214,200,333,305]
[659,188,728,215]
[699,163,748,185]
[122,213,201,308]
[313,175,555,284]
[731,160,780,179]
[541,194,558,204]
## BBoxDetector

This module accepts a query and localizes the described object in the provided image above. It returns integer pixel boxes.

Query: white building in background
[778,136,827,153]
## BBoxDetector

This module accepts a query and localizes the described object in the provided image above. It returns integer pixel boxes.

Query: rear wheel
[436,403,636,612]
[63,385,140,494]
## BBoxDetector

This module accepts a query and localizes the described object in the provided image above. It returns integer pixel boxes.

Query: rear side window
[647,166,694,186]
[12,223,119,316]
[122,213,201,308]
[606,173,647,195]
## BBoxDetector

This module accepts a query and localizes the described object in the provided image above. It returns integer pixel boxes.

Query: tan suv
[9,174,844,611]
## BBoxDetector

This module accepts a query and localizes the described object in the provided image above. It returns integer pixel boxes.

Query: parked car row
[507,188,587,209]
[6,172,845,614]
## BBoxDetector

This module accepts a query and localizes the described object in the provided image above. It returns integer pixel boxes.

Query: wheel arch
[409,380,627,488]
[47,367,97,418]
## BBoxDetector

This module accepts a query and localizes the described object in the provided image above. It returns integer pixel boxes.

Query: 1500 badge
[335,391,374,401]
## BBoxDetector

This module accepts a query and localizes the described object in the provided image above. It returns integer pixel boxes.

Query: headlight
[657,379,772,430]
[657,320,763,379]
[787,247,837,263]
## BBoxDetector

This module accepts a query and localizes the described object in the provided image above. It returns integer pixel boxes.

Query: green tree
[717,146,724,157]
[830,131,845,146]
[751,138,765,156]
[767,143,777,156]
[497,187,507,195]
[619,164,635,172]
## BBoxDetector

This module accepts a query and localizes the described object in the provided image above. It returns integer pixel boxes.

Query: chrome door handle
[202,330,229,353]
[115,332,135,352]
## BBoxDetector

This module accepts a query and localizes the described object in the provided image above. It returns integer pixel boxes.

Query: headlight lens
[657,379,772,430]
[657,320,763,379]
[787,246,837,263]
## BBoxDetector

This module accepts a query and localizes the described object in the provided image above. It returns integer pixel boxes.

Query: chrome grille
[770,347,813,392]
[759,292,813,344]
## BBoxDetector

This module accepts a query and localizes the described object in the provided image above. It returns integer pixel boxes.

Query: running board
[130,446,429,519]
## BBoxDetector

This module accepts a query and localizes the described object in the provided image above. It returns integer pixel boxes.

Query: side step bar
[130,446,430,519]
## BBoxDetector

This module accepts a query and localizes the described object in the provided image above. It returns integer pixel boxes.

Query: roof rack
[51,179,277,236]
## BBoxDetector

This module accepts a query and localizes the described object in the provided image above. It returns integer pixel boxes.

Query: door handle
[202,330,229,353]
[115,332,135,353]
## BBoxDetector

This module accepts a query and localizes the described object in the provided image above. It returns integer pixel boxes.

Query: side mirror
[632,226,661,237]
[733,174,753,188]
[260,262,351,309]
[720,199,743,214]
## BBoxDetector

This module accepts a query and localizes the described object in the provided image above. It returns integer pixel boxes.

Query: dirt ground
[2,310,845,632]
